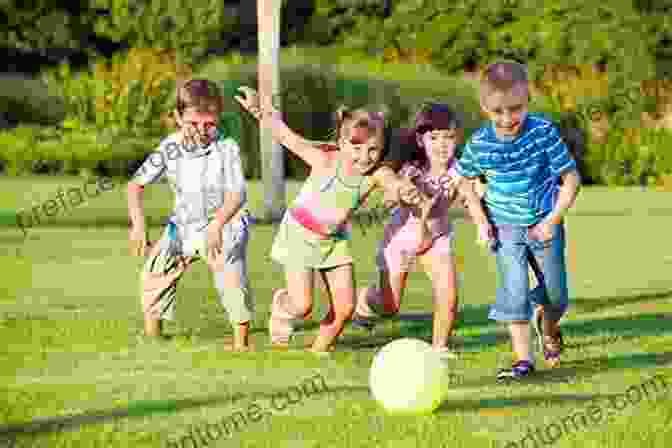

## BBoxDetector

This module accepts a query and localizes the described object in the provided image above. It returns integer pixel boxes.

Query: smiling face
[339,125,384,175]
[416,128,459,168]
[481,83,529,140]
[179,108,219,147]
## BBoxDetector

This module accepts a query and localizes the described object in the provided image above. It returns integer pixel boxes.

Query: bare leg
[418,251,458,351]
[269,270,314,346]
[310,263,355,352]
[355,269,407,319]
[509,321,532,362]
[233,322,250,351]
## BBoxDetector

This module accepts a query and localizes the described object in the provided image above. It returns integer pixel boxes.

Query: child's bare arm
[473,177,487,199]
[454,176,489,226]
[127,182,148,256]
[370,165,427,209]
[235,86,328,169]
[545,168,581,225]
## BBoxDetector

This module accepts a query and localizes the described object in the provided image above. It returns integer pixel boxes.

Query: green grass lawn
[1,177,671,448]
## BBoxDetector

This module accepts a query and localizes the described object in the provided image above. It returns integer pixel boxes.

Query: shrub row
[1,62,484,179]
[4,56,672,186]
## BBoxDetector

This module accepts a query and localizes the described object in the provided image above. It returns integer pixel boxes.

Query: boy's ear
[479,96,489,113]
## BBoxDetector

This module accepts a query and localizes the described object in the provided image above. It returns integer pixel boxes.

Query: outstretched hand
[235,86,279,122]
[398,179,425,207]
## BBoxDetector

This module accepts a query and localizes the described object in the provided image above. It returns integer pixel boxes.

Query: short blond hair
[480,60,529,100]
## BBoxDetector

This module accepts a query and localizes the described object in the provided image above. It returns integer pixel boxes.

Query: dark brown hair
[175,78,223,116]
[400,102,463,167]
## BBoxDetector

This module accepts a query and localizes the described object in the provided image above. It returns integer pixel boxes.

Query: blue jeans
[488,222,569,322]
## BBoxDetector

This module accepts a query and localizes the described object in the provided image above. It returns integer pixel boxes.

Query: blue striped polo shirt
[456,113,577,225]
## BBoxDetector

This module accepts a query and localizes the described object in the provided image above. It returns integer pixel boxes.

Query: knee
[282,290,312,317]
[330,300,354,321]
[340,301,356,319]
[290,294,313,315]
[380,288,401,315]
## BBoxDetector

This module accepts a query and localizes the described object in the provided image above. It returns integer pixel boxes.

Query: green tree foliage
[91,0,230,64]
[358,1,655,82]
[0,0,94,52]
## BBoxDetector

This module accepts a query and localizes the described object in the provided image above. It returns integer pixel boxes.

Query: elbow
[127,182,144,197]
[225,191,245,211]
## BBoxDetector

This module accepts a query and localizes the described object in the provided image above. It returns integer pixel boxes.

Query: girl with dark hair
[353,102,491,358]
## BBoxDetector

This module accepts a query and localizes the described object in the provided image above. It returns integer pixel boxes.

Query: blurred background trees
[1,0,671,186]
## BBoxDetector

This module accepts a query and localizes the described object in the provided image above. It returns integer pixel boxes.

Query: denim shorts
[488,222,569,322]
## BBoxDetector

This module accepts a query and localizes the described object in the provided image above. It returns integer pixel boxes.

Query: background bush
[40,48,192,134]
[2,0,671,185]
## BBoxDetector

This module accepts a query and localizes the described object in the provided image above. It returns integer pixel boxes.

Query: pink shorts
[376,215,454,275]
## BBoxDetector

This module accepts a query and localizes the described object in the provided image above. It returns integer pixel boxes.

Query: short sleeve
[541,124,577,176]
[455,142,482,178]
[131,141,174,185]
[222,139,246,197]
[398,162,414,179]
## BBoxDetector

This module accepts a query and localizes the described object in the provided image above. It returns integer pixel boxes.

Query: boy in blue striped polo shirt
[454,61,581,380]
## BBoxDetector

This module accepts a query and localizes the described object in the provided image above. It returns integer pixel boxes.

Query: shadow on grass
[0,384,365,439]
[436,393,601,414]
[560,312,672,341]
[571,290,672,314]
[335,292,671,353]
[436,353,672,414]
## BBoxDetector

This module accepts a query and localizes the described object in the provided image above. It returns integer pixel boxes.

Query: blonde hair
[334,105,388,141]
[480,60,529,101]
[333,104,396,171]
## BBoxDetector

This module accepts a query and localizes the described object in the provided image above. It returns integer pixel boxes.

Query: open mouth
[499,123,519,133]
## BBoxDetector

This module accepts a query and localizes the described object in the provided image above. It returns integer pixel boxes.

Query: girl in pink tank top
[354,102,490,357]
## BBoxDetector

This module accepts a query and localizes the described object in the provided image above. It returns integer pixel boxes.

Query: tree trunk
[258,0,286,222]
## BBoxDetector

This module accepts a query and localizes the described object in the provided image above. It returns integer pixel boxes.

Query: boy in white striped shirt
[127,79,254,351]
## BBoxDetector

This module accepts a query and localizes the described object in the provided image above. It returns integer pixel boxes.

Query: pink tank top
[394,159,463,238]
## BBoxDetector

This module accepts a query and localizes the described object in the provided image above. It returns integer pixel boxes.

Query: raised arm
[235,86,328,168]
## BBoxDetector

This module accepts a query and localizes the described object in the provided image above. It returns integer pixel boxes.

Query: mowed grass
[1,176,671,448]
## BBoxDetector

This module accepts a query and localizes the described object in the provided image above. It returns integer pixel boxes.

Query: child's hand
[399,179,425,206]
[528,220,553,244]
[476,221,495,249]
[235,86,264,120]
[206,221,224,261]
[129,225,149,256]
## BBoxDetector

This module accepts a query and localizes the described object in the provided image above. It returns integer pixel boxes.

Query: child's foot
[543,334,562,367]
[351,312,376,331]
[232,343,252,352]
[307,346,333,357]
[433,346,459,359]
[532,305,544,354]
[144,317,163,337]
[269,289,294,345]
[496,360,535,382]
